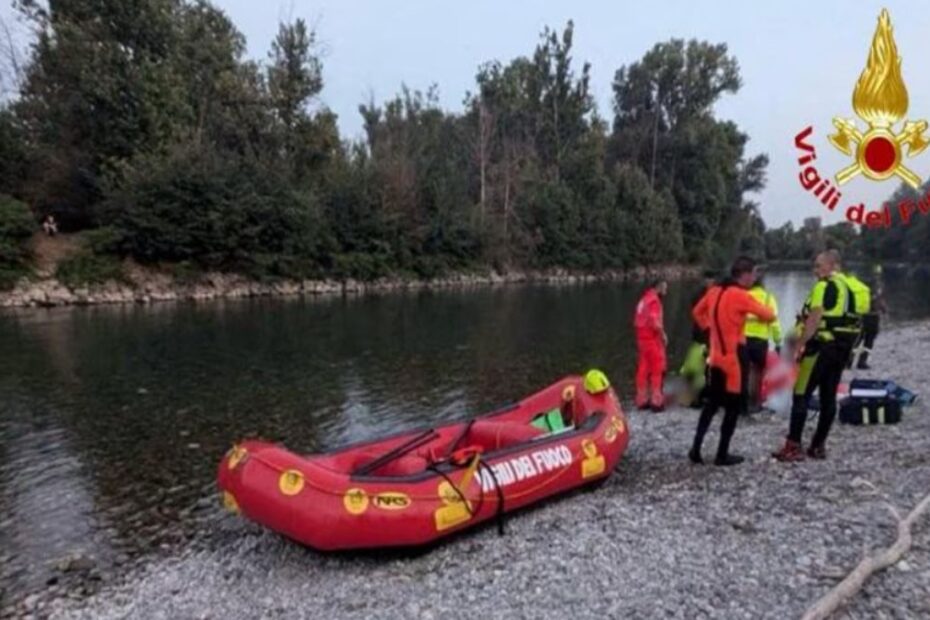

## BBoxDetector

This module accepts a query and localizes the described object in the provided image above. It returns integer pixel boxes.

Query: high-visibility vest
[840,272,871,315]
[744,286,782,344]
[800,274,858,343]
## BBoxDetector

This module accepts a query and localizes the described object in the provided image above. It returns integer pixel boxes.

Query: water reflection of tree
[0,311,114,595]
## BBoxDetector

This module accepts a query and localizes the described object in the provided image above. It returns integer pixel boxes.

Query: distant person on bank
[773,251,859,462]
[634,278,668,412]
[689,257,776,466]
[742,271,782,413]
[43,214,58,236]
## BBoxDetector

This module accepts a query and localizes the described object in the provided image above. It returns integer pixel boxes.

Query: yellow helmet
[583,369,611,395]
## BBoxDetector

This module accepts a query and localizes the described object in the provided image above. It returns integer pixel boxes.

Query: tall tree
[267,18,328,182]
[611,39,760,262]
[15,0,187,227]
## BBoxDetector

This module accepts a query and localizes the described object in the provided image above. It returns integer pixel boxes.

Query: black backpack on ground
[839,379,903,425]
[839,397,902,425]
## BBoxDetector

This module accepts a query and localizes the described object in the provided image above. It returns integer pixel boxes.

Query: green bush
[0,194,34,289]
[0,265,29,291]
[84,226,125,255]
[612,165,683,265]
[167,260,203,285]
[101,144,330,278]
[0,194,35,264]
[411,255,451,279]
[331,252,392,281]
[55,253,126,288]
[0,110,27,197]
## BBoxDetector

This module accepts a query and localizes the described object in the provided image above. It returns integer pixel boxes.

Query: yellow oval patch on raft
[278,469,305,496]
[613,416,626,434]
[604,425,618,444]
[372,492,411,511]
[604,415,626,444]
[343,488,369,515]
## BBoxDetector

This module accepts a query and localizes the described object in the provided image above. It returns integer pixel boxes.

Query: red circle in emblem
[863,136,897,173]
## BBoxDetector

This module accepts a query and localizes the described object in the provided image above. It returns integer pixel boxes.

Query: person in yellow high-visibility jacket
[742,275,782,414]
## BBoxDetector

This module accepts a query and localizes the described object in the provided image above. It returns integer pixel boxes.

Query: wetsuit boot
[689,402,716,464]
[806,444,827,460]
[714,400,744,466]
[690,368,727,464]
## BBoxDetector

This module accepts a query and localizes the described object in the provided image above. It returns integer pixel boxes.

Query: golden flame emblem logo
[829,9,928,188]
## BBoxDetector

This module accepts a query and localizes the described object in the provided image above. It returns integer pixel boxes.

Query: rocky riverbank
[4,323,929,620]
[0,264,699,308]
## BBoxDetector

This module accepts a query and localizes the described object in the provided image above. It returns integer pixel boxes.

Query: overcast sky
[4,0,930,228]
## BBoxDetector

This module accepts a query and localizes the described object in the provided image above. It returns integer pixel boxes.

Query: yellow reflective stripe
[861,406,869,425]
[877,406,885,425]
[793,354,818,395]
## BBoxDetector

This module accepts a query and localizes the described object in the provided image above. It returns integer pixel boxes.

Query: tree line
[761,177,930,264]
[1,0,772,286]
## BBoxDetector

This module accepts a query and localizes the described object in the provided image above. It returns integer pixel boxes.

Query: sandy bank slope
[46,324,930,620]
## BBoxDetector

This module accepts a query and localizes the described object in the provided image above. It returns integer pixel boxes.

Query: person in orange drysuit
[634,279,669,412]
[688,257,776,466]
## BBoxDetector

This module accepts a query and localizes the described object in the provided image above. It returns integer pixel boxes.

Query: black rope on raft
[478,460,506,536]
[427,461,485,518]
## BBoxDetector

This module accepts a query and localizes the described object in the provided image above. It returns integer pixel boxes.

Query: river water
[1,268,928,601]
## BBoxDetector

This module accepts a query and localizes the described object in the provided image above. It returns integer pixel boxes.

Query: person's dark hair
[649,277,667,289]
[702,269,718,280]
[730,256,757,279]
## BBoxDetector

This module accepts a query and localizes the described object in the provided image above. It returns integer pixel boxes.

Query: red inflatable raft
[217,373,629,550]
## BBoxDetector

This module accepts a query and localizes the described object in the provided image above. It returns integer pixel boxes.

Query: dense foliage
[1,2,771,279]
[0,193,34,288]
[761,180,930,262]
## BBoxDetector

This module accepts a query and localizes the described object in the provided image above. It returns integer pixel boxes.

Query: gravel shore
[15,323,930,619]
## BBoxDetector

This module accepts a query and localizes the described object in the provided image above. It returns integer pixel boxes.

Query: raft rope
[477,460,506,535]
[426,451,506,535]
[428,452,485,518]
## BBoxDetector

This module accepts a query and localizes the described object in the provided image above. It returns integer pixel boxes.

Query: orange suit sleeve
[738,292,776,323]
